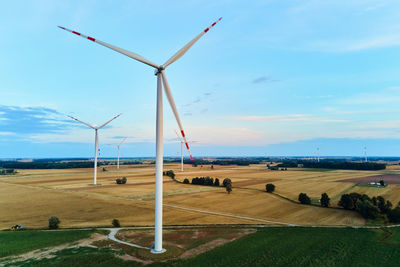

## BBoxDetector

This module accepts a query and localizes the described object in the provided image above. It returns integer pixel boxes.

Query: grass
[0,229,94,258]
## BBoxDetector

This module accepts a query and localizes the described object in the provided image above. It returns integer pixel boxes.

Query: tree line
[276,160,386,170]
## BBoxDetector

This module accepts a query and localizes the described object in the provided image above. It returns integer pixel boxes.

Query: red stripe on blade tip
[72,31,81,35]
[185,143,189,149]
[190,155,194,161]
[204,28,209,33]
[58,26,65,30]
[87,37,95,42]
[181,130,185,137]
[212,22,216,26]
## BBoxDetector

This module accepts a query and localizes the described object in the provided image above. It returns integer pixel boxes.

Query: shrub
[223,178,232,187]
[265,184,275,193]
[121,177,127,184]
[48,216,60,229]
[116,178,122,184]
[298,193,311,205]
[214,178,220,186]
[226,183,232,194]
[320,193,330,207]
[183,178,190,184]
[112,219,121,227]
[379,180,385,186]
[102,167,107,172]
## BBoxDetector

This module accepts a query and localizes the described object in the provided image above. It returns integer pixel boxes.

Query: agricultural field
[2,226,400,266]
[1,163,400,229]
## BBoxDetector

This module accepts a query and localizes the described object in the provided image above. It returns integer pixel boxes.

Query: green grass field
[4,227,400,266]
[0,230,94,258]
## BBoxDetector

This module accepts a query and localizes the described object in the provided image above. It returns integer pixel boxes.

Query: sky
[1,0,400,158]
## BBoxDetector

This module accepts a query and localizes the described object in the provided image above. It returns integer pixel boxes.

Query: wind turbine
[68,114,121,185]
[59,18,221,254]
[175,130,197,172]
[364,146,368,163]
[111,137,127,169]
[317,147,320,163]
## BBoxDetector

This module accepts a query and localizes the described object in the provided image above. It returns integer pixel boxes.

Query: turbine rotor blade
[163,17,222,68]
[174,130,183,141]
[160,71,193,161]
[119,137,128,145]
[58,26,160,69]
[67,115,95,129]
[98,113,122,129]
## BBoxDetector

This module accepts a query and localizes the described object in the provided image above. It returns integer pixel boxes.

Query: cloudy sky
[1,0,400,158]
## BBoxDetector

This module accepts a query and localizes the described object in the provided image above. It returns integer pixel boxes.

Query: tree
[214,178,220,186]
[298,193,311,205]
[355,199,379,219]
[211,165,214,170]
[377,196,392,214]
[338,194,355,210]
[183,178,190,184]
[121,177,127,184]
[223,178,232,187]
[320,193,330,207]
[112,219,121,227]
[49,216,60,229]
[388,207,400,223]
[102,167,107,172]
[379,180,385,186]
[265,184,275,193]
[116,178,122,184]
[226,182,232,194]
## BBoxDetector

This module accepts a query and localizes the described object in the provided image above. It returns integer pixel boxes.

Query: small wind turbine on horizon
[175,130,197,172]
[67,114,121,185]
[59,18,221,254]
[317,147,320,163]
[364,146,368,162]
[108,137,128,170]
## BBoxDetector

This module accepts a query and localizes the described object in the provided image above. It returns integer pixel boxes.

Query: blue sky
[1,0,400,158]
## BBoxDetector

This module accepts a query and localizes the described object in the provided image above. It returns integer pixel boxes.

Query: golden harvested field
[1,163,399,230]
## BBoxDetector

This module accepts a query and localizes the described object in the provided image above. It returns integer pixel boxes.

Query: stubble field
[1,162,400,229]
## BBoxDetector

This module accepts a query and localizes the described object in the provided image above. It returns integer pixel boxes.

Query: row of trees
[297,193,330,207]
[277,160,386,170]
[184,177,232,193]
[0,168,16,175]
[338,193,400,222]
[184,159,261,167]
[163,170,175,179]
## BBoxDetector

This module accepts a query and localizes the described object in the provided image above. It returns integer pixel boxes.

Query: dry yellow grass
[2,163,398,229]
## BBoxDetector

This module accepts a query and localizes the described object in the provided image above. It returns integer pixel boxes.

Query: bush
[49,216,60,229]
[320,193,330,207]
[183,178,190,184]
[298,193,311,205]
[112,219,121,227]
[116,178,122,184]
[214,178,220,186]
[379,180,385,186]
[265,184,275,193]
[223,178,232,187]
[226,183,232,194]
[121,177,127,184]
[102,167,107,172]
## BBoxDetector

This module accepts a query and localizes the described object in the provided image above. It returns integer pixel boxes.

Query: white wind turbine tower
[364,146,368,163]
[317,147,320,163]
[111,137,127,170]
[59,18,221,254]
[175,130,197,172]
[68,114,121,185]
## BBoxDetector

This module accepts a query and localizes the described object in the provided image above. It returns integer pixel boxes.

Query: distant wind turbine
[68,114,121,185]
[110,137,128,169]
[175,130,197,172]
[59,18,221,253]
[364,146,368,163]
